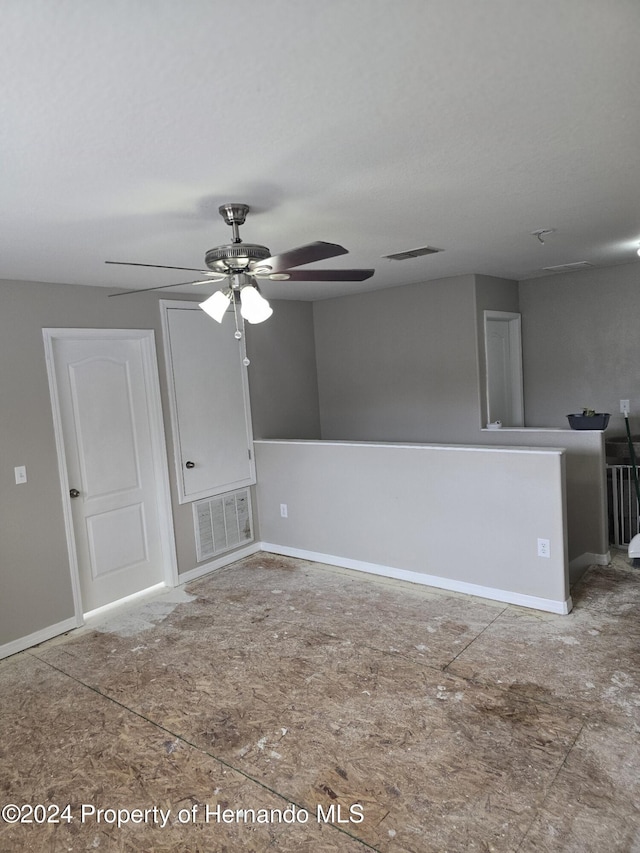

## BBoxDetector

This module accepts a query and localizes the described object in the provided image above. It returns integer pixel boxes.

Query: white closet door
[161,301,255,503]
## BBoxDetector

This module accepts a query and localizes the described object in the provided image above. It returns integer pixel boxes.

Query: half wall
[254,440,570,614]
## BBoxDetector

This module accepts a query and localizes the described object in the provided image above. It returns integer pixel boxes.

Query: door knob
[69,488,80,498]
[185,461,195,469]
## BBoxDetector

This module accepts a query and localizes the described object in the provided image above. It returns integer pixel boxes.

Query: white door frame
[43,328,179,624]
[483,310,524,427]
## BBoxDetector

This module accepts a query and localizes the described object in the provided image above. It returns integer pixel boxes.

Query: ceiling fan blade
[267,268,375,282]
[108,280,216,297]
[106,260,211,273]
[258,241,348,273]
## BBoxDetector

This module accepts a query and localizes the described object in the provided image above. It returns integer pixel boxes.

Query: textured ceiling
[2,0,640,301]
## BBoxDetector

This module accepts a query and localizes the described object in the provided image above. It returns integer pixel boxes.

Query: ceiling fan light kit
[238,279,273,324]
[199,288,232,323]
[106,203,374,342]
[199,274,272,345]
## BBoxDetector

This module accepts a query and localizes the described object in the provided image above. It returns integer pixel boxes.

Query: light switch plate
[14,465,27,484]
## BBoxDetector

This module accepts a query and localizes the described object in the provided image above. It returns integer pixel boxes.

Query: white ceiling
[2,0,640,301]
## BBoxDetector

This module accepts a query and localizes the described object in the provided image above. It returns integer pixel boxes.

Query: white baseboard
[0,616,78,661]
[179,542,261,584]
[260,542,573,615]
[1,545,262,659]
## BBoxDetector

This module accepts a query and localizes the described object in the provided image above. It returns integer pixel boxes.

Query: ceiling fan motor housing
[204,242,272,273]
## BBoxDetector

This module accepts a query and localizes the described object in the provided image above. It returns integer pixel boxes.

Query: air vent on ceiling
[542,262,594,273]
[383,245,443,261]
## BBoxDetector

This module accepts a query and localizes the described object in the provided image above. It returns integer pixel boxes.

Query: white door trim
[483,310,524,427]
[42,328,179,624]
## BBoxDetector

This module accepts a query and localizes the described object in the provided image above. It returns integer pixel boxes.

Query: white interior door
[44,329,177,613]
[161,301,255,504]
[484,312,524,427]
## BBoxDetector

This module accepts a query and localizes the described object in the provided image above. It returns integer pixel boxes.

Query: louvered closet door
[161,301,256,503]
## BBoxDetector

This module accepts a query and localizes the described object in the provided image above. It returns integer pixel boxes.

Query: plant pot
[567,413,610,430]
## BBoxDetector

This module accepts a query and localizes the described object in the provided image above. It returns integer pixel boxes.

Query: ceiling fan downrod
[218,203,250,244]
[205,204,271,273]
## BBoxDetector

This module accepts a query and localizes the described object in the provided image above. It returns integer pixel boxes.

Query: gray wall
[255,440,570,610]
[313,275,480,443]
[519,261,640,435]
[479,428,607,567]
[313,265,639,441]
[313,273,521,442]
[311,271,608,565]
[0,279,318,648]
[245,301,320,439]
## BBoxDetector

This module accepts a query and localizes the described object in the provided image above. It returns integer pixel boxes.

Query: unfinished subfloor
[1,551,639,852]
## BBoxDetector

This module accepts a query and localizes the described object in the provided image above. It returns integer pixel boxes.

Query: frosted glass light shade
[199,289,231,323]
[239,285,273,324]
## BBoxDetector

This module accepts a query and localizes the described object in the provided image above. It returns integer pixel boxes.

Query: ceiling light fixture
[239,283,273,324]
[198,273,272,365]
[199,273,271,326]
[199,288,232,323]
[637,244,640,257]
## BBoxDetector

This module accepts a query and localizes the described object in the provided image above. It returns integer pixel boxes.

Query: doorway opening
[483,311,524,427]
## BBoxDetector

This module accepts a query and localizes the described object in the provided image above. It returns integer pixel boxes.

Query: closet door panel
[161,301,255,503]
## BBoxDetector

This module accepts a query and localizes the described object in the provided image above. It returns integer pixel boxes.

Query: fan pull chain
[232,292,242,339]
[231,292,250,365]
[242,319,250,366]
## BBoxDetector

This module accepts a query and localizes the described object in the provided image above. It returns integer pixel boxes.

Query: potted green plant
[567,408,610,430]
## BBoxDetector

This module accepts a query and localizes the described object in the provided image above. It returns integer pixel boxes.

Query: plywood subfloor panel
[518,721,640,852]
[0,654,369,853]
[3,551,640,851]
[446,561,640,725]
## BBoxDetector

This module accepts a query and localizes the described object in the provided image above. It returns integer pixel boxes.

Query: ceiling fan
[106,203,375,326]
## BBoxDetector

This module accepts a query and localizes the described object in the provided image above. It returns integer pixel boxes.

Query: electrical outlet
[537,538,550,558]
[620,399,630,415]
[280,503,288,518]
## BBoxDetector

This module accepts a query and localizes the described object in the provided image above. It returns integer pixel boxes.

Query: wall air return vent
[193,488,253,562]
[542,262,594,273]
[383,246,443,261]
